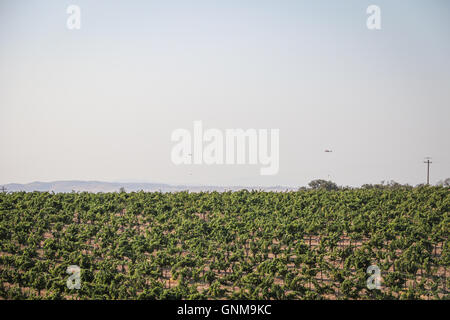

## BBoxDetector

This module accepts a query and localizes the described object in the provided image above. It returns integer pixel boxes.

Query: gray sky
[1,0,449,187]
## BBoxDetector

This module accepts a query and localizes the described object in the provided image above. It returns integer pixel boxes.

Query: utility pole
[424,157,432,185]
[0,186,7,193]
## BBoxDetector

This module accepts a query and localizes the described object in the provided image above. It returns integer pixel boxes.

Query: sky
[0,0,449,187]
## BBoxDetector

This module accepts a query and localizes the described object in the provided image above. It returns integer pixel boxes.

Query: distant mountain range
[2,181,296,193]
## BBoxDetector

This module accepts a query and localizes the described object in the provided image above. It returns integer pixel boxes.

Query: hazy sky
[1,0,449,187]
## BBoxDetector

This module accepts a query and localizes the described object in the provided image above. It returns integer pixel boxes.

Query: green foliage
[308,180,339,191]
[0,187,448,299]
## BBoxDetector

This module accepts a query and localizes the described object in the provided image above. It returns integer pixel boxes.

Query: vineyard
[0,186,448,300]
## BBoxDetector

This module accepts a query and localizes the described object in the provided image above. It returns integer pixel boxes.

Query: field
[0,187,448,299]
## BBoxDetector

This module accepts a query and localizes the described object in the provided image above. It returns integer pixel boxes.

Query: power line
[424,157,432,185]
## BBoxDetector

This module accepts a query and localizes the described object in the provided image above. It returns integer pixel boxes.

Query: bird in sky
[324,149,333,153]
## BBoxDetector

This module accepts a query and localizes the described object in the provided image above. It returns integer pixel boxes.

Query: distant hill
[3,181,295,193]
